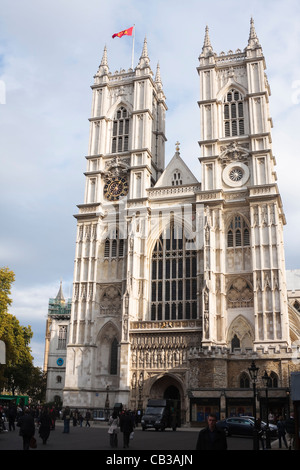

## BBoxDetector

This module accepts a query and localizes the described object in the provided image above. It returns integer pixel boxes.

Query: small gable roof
[155,150,199,188]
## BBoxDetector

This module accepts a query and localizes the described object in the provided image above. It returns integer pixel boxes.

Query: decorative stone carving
[99,285,121,316]
[219,142,250,165]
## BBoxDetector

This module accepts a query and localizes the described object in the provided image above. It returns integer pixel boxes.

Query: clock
[57,358,64,366]
[104,176,129,201]
[229,167,243,182]
[222,162,249,187]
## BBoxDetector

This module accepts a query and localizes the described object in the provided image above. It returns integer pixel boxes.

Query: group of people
[108,409,135,449]
[275,414,296,449]
[0,404,56,450]
[61,407,92,433]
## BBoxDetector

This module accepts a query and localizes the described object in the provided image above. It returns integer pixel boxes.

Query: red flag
[112,26,134,39]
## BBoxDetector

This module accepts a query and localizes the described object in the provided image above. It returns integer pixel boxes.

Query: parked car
[240,416,278,437]
[217,416,277,437]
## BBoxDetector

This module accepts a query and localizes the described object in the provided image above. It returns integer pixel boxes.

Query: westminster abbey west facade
[62,20,300,424]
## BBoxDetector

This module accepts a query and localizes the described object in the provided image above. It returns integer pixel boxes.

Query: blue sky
[1,0,300,367]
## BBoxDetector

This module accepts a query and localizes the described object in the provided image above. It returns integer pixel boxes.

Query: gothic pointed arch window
[110,338,118,375]
[223,89,245,137]
[150,222,197,321]
[231,334,240,351]
[268,371,279,388]
[104,229,125,259]
[226,214,251,273]
[112,106,130,153]
[227,215,250,248]
[240,372,250,388]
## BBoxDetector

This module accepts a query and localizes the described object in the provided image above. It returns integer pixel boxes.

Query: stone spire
[201,25,214,57]
[97,45,109,76]
[155,62,162,90]
[247,17,261,49]
[137,36,150,69]
[56,281,65,303]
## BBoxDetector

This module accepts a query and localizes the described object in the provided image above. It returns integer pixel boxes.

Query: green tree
[0,267,34,392]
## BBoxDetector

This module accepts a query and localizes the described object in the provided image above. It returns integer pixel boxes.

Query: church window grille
[231,334,240,351]
[104,230,125,258]
[112,106,130,153]
[227,216,250,247]
[58,326,67,349]
[240,372,250,388]
[150,224,197,321]
[268,372,279,388]
[223,89,245,137]
[110,338,118,375]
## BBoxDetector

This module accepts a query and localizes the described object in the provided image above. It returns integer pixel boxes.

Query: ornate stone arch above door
[227,314,254,351]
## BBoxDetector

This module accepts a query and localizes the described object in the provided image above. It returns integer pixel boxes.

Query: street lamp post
[262,370,271,449]
[248,360,259,450]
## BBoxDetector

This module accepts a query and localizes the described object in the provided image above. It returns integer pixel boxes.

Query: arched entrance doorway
[149,375,184,425]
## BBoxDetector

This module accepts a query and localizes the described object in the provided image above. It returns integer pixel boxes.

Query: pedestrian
[285,413,295,450]
[8,404,17,431]
[255,418,265,450]
[196,413,227,450]
[73,408,79,426]
[17,408,35,450]
[120,410,134,449]
[62,406,71,433]
[277,416,288,449]
[108,410,119,448]
[38,407,52,445]
[85,410,91,427]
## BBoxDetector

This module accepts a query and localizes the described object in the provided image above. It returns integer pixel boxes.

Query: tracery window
[150,223,197,321]
[268,372,279,388]
[104,230,125,258]
[112,106,129,153]
[224,89,245,137]
[240,372,250,388]
[58,326,67,349]
[231,334,240,351]
[227,215,250,247]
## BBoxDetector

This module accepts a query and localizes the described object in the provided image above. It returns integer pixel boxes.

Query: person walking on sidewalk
[285,413,295,450]
[120,410,134,449]
[108,410,119,448]
[17,408,35,450]
[277,416,288,449]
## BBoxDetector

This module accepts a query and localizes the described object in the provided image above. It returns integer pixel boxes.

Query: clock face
[229,167,243,182]
[104,176,129,201]
[222,162,250,187]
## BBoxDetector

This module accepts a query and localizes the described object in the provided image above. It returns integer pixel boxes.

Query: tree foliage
[0,267,39,396]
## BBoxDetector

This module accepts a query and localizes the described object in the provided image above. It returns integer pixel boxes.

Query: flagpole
[131,24,135,69]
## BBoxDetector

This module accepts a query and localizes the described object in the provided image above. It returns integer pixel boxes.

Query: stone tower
[62,21,295,424]
[197,20,289,351]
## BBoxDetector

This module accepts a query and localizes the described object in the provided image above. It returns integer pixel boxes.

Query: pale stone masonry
[49,20,300,424]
